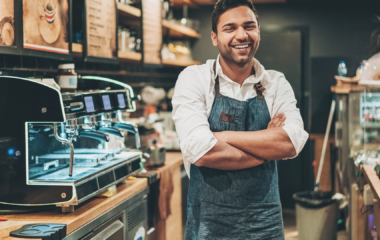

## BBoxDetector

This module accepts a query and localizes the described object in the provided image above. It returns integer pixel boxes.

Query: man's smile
[230,43,253,54]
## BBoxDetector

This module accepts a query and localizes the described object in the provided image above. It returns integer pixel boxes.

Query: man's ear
[211,31,218,47]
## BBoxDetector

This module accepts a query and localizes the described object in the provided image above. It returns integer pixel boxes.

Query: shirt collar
[212,54,265,85]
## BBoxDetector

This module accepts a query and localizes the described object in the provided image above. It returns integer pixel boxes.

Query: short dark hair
[212,0,259,33]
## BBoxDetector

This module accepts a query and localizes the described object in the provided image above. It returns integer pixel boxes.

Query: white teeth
[233,45,249,49]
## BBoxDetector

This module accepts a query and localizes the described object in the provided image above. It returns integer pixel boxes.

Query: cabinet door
[81,213,126,240]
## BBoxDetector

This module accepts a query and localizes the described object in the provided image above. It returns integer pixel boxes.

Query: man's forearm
[194,140,265,170]
[216,128,296,160]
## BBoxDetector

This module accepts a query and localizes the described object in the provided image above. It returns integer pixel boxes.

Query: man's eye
[224,28,233,31]
[245,26,256,30]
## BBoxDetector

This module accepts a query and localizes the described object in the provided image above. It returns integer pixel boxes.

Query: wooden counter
[0,152,184,240]
[362,165,380,239]
[145,151,184,240]
[363,165,380,201]
[0,178,148,240]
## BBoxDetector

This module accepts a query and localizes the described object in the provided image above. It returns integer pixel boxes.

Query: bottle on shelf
[338,61,348,77]
[56,64,77,92]
[118,27,130,52]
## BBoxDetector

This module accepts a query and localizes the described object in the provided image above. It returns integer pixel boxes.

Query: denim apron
[184,63,284,240]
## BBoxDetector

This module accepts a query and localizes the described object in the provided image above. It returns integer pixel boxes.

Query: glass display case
[334,85,380,196]
[334,87,363,194]
[351,87,380,166]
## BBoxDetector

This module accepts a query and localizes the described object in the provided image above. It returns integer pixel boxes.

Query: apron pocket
[245,202,284,240]
[199,201,246,240]
[198,201,284,240]
[219,112,235,123]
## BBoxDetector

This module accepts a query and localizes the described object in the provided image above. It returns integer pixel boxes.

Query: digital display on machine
[117,93,126,108]
[84,96,96,113]
[102,95,112,110]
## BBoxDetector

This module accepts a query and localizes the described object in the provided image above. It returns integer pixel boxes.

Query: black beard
[217,38,256,67]
[219,46,255,67]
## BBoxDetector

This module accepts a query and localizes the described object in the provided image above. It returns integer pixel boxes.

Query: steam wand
[54,123,75,177]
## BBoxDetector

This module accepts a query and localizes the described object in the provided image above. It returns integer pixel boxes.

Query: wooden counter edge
[66,178,148,234]
[0,152,184,239]
[362,165,380,201]
[0,178,148,239]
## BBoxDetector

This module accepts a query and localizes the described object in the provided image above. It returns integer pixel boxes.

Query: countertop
[0,152,184,240]
[362,165,380,201]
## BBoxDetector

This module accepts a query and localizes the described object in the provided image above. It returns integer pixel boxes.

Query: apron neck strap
[213,61,221,98]
[213,60,263,99]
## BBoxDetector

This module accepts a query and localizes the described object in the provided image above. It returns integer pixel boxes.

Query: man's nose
[235,27,248,40]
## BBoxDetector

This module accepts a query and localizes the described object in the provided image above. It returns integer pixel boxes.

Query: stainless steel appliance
[0,76,143,212]
[134,124,166,167]
[143,145,166,167]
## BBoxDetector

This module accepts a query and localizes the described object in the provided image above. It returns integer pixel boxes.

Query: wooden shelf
[73,44,200,67]
[163,59,201,67]
[174,0,288,6]
[118,51,142,62]
[72,43,83,53]
[162,20,201,39]
[191,0,215,5]
[117,3,141,18]
[190,0,286,4]
[72,43,201,67]
[173,0,199,8]
[72,43,142,63]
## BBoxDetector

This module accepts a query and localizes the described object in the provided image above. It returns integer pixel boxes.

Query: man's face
[211,6,260,66]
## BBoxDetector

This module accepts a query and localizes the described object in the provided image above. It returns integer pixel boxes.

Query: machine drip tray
[31,152,141,182]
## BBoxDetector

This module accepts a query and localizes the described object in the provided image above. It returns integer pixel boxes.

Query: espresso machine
[0,76,142,212]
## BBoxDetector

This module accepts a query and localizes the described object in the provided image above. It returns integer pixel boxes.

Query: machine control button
[61,193,66,198]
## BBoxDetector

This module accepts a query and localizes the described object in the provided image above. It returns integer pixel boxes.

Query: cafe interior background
[0,0,380,239]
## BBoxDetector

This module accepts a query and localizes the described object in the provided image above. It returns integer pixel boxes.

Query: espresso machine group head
[0,76,142,212]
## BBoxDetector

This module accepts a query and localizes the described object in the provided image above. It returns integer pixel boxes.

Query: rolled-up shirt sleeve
[172,67,218,165]
[272,75,309,159]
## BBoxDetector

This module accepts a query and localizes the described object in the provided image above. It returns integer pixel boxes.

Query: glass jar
[56,64,77,92]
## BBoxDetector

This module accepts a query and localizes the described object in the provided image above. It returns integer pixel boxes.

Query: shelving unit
[73,3,201,67]
[162,20,201,38]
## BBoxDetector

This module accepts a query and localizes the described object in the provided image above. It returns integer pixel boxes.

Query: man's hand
[267,113,286,129]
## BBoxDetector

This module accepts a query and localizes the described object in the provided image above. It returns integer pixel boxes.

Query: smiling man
[172,0,308,239]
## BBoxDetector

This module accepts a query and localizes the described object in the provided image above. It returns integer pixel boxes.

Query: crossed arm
[172,69,307,172]
[194,113,296,170]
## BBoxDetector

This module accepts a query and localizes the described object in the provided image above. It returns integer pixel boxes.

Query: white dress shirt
[172,55,309,177]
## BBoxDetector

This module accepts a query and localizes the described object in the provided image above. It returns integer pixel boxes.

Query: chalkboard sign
[83,0,118,64]
[141,0,162,67]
